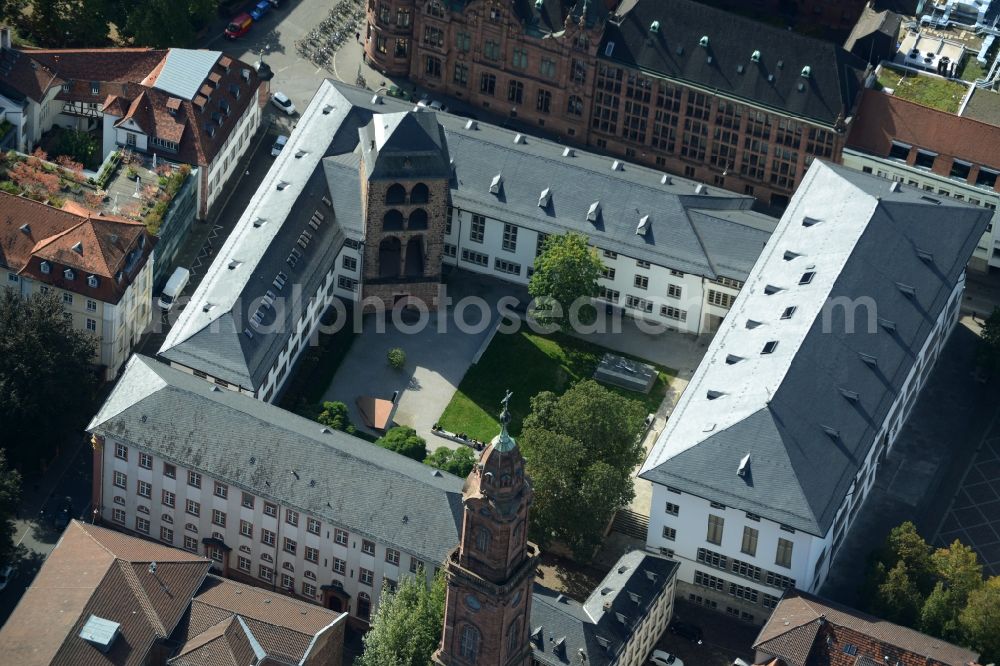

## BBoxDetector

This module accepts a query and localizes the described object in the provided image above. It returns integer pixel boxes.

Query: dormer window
[87,275,99,288]
[64,268,75,280]
[40,261,50,274]
[90,81,100,95]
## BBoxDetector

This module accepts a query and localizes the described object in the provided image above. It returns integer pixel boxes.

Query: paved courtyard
[822,318,1000,605]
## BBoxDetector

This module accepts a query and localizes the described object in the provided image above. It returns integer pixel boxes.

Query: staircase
[611,509,649,540]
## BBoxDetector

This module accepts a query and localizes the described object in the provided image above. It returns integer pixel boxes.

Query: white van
[158,267,190,311]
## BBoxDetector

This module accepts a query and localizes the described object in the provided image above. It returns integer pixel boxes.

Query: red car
[225,13,253,39]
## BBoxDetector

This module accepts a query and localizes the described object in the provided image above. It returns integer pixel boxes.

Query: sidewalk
[11,434,88,548]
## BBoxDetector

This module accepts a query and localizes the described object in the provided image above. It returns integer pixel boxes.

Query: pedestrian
[356,31,361,43]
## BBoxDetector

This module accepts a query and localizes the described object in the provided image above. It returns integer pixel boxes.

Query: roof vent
[725,354,743,364]
[777,59,784,68]
[322,104,333,115]
[611,159,623,171]
[920,195,941,205]
[371,94,383,105]
[628,591,641,604]
[859,352,878,367]
[615,612,629,625]
[889,181,901,193]
[587,201,601,223]
[737,64,745,74]
[535,0,543,7]
[18,223,29,234]
[253,217,266,228]
[489,173,503,194]
[243,328,254,339]
[676,46,684,56]
[707,56,713,64]
[797,82,806,92]
[228,260,241,270]
[465,119,478,130]
[878,318,896,332]
[801,65,811,78]
[650,20,660,32]
[916,249,933,263]
[563,147,575,157]
[699,35,709,48]
[636,215,651,236]
[745,319,761,329]
[695,183,707,195]
[821,424,840,438]
[202,303,214,313]
[295,149,307,158]
[737,453,751,478]
[72,242,83,254]
[896,282,916,298]
[538,187,551,208]
[751,50,761,62]
[839,388,859,402]
[277,180,289,191]
[431,469,442,477]
[660,174,672,185]
[706,390,725,400]
[802,216,820,227]
[764,285,783,295]
[79,615,121,653]
[783,250,800,261]
[513,133,525,144]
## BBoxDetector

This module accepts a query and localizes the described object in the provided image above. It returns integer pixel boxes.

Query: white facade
[202,97,261,215]
[95,436,438,623]
[4,259,153,381]
[842,147,1000,272]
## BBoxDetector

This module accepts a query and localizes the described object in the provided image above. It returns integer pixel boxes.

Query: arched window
[506,617,521,654]
[407,208,428,230]
[460,624,480,661]
[357,592,371,621]
[404,236,424,277]
[383,209,404,231]
[378,237,402,278]
[475,527,491,552]
[385,183,406,204]
[567,95,584,116]
[410,182,429,203]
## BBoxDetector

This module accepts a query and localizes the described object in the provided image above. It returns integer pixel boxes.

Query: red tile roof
[0,192,154,304]
[753,589,980,666]
[847,88,1000,171]
[0,521,212,666]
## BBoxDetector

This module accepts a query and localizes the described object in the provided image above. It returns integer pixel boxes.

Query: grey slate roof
[602,0,867,126]
[88,355,464,563]
[531,551,678,666]
[640,161,991,535]
[161,79,775,391]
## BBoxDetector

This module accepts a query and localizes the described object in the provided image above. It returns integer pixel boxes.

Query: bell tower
[433,392,539,666]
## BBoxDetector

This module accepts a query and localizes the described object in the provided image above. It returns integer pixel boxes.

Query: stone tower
[434,392,539,666]
[358,110,450,310]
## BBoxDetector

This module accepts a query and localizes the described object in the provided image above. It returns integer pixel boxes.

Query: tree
[375,426,428,462]
[0,290,98,471]
[316,401,355,434]
[60,0,111,46]
[358,570,446,666]
[424,446,476,477]
[977,307,1000,375]
[959,576,1000,663]
[0,449,23,564]
[874,561,924,626]
[920,541,984,639]
[528,232,603,331]
[519,380,646,560]
[387,347,406,369]
[123,0,195,48]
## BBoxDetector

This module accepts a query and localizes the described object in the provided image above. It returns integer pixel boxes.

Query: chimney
[0,26,11,50]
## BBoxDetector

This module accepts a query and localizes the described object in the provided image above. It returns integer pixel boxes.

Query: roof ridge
[117,559,167,637]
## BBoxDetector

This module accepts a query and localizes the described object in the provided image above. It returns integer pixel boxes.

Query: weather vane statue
[496,390,516,452]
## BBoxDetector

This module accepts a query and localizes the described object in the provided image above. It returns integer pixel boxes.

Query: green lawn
[875,67,968,113]
[437,330,674,443]
[958,57,986,83]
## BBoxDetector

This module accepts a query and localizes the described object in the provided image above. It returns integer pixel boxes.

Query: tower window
[475,527,491,552]
[385,183,406,204]
[460,625,480,660]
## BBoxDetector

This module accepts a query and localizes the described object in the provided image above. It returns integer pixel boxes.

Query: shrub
[388,347,406,369]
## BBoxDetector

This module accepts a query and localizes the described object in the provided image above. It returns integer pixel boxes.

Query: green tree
[862,521,934,607]
[315,401,355,434]
[959,576,1000,663]
[375,426,428,462]
[358,570,446,666]
[187,0,216,31]
[424,446,476,477]
[920,541,984,639]
[519,380,646,560]
[123,0,194,47]
[528,232,603,331]
[977,307,1000,375]
[0,290,98,471]
[874,561,924,626]
[61,0,110,46]
[0,449,23,564]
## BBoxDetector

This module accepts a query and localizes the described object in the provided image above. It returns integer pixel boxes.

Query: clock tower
[433,392,539,666]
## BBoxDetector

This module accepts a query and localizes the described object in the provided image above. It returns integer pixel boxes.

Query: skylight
[799,271,815,285]
[802,216,820,227]
[783,251,800,261]
[587,201,601,223]
[780,306,796,319]
[764,285,783,295]
[725,354,743,364]
[761,341,778,354]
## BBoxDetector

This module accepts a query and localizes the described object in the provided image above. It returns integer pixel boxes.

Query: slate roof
[531,551,678,666]
[162,79,776,392]
[960,87,1000,128]
[640,161,990,535]
[168,575,343,666]
[0,192,154,304]
[359,110,451,180]
[88,355,465,564]
[601,0,867,126]
[753,589,980,666]
[0,521,211,666]
[848,88,1000,171]
[843,6,903,63]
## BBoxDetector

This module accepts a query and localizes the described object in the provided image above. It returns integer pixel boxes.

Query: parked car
[669,619,704,644]
[650,650,682,666]
[250,0,270,20]
[271,135,288,157]
[224,12,252,39]
[158,267,191,312]
[0,564,14,592]
[270,91,296,115]
[429,100,446,112]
